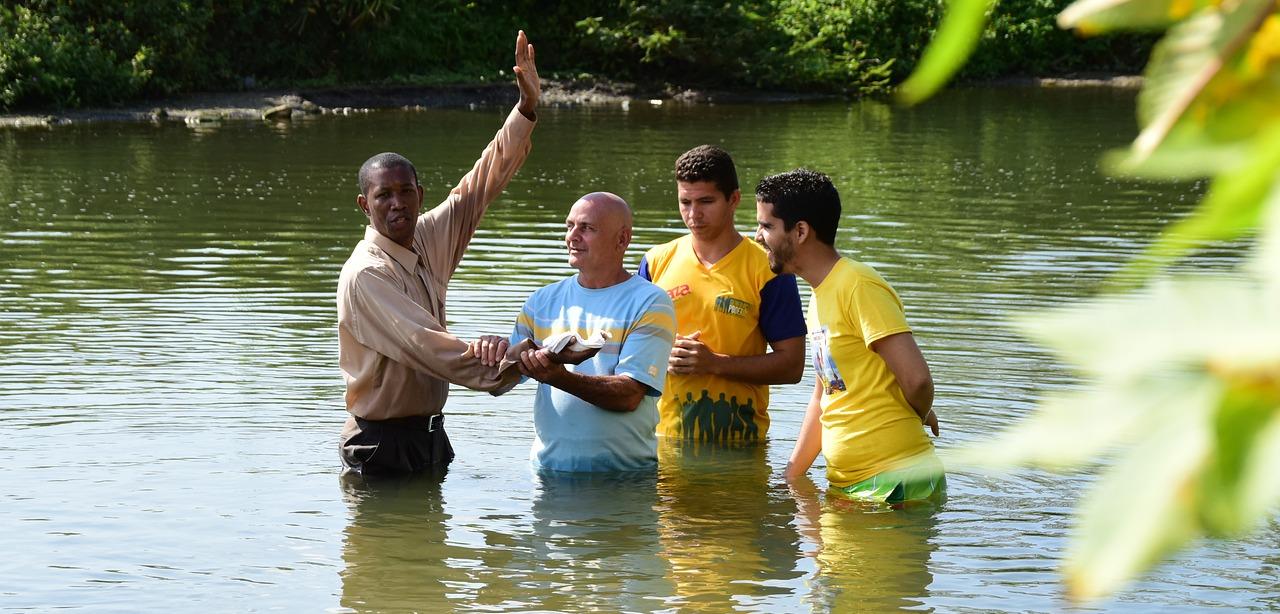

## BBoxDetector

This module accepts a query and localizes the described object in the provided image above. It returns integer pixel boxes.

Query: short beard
[767,240,793,275]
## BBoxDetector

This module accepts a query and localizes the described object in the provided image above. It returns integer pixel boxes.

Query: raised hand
[513,30,540,119]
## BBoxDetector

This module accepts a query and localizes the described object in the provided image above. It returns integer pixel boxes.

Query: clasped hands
[668,330,720,375]
[466,335,600,382]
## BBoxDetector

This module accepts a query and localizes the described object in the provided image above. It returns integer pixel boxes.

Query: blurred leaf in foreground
[1128,0,1275,160]
[899,0,1280,600]
[959,276,1280,597]
[1058,0,1219,34]
[895,0,995,105]
[1116,121,1280,285]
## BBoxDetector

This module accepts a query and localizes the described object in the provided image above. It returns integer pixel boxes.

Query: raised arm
[416,30,541,283]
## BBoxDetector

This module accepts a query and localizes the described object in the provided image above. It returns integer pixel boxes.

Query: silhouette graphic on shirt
[673,389,761,443]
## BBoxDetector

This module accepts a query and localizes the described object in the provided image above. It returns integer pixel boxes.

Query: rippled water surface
[2,89,1276,612]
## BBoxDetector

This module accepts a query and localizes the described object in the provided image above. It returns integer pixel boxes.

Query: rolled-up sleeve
[342,266,520,393]
[417,107,535,285]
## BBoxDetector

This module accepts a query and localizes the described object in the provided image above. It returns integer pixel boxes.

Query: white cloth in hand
[542,330,611,353]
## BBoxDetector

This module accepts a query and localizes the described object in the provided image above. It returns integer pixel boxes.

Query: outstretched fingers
[513,30,540,115]
[514,30,528,64]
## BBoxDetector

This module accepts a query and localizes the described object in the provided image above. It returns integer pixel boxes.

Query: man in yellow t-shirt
[753,168,943,503]
[638,145,806,442]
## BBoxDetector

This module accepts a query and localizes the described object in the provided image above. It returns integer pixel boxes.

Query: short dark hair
[358,152,418,195]
[675,145,739,198]
[754,169,841,246]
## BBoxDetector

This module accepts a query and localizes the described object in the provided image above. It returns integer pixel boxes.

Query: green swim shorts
[832,459,946,505]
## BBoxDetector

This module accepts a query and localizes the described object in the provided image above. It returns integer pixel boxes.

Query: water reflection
[655,441,803,611]
[3,90,1273,612]
[790,476,940,613]
[340,468,675,612]
[339,468,458,611]
[523,471,672,611]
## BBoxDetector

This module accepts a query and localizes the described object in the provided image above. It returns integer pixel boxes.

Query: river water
[1,89,1275,612]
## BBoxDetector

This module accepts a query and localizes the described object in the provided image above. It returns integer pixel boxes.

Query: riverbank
[0,79,840,128]
[0,74,1141,129]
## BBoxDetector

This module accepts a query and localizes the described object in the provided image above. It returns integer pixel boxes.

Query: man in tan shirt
[336,31,541,475]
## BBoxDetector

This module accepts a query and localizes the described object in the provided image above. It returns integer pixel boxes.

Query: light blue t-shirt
[511,274,676,472]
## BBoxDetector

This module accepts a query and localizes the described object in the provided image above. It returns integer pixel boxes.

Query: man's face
[754,199,795,275]
[357,165,423,248]
[565,199,624,273]
[677,180,739,241]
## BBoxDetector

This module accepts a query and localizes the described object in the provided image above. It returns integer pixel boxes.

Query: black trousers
[340,414,455,475]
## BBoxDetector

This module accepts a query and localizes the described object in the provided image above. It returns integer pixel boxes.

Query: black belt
[343,413,452,474]
[357,413,444,432]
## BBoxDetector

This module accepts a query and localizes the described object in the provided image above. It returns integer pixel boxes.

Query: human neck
[690,226,743,266]
[792,245,841,288]
[577,266,631,289]
[369,225,417,251]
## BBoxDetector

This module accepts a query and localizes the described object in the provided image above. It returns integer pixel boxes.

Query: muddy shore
[0,75,1141,128]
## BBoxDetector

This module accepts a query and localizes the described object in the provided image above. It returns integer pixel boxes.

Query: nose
[753,227,763,243]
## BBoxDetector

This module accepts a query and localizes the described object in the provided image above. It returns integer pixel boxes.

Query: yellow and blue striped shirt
[511,274,676,472]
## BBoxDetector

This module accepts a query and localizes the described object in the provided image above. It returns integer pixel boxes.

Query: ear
[618,227,633,250]
[415,184,425,208]
[356,194,371,218]
[794,220,811,244]
[727,189,741,210]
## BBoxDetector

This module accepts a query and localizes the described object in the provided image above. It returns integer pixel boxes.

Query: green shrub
[0,4,144,108]
[970,0,1153,78]
[0,0,1153,110]
[567,0,896,92]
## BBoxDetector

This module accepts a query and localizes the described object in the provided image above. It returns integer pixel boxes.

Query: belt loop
[428,414,444,432]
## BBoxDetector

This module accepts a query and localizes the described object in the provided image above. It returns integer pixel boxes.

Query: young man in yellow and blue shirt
[754,168,943,504]
[638,145,806,443]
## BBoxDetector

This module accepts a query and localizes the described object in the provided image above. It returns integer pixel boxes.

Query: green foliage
[843,0,944,79]
[569,0,894,92]
[196,1,516,88]
[972,0,1154,77]
[0,4,149,108]
[898,0,991,103]
[902,0,1280,600]
[1,0,1152,110]
[567,0,1144,93]
[772,0,897,90]
[0,0,518,110]
[572,1,768,81]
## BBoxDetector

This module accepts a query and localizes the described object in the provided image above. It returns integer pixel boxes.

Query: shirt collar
[364,226,419,271]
